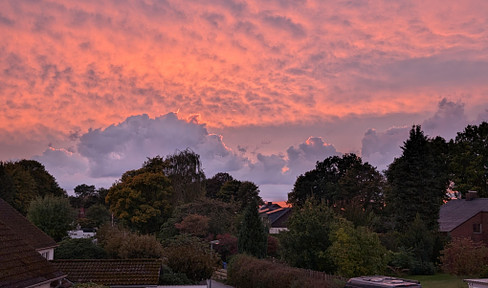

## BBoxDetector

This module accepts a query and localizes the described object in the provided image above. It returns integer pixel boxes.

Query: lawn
[405,274,468,288]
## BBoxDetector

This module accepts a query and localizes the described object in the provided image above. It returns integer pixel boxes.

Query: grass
[404,274,468,288]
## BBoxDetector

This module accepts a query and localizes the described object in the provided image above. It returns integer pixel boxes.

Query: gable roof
[439,198,488,232]
[0,220,66,288]
[51,259,162,286]
[0,198,57,250]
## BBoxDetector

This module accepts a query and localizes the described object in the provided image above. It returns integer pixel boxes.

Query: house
[259,202,292,234]
[0,210,67,288]
[51,259,162,288]
[438,192,488,245]
[0,198,57,260]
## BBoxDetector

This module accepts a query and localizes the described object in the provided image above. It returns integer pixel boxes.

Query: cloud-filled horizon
[1,1,488,200]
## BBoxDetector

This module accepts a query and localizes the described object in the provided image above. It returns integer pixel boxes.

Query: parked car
[345,276,422,288]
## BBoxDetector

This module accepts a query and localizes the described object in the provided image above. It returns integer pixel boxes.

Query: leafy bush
[227,254,342,288]
[441,237,488,276]
[96,225,162,258]
[55,238,107,259]
[162,234,220,282]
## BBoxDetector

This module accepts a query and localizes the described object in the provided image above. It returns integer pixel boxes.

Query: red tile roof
[0,198,57,251]
[52,259,162,286]
[0,220,66,288]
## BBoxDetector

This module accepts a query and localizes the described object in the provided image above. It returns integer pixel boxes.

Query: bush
[441,237,488,276]
[227,254,342,288]
[55,238,107,259]
[96,225,162,258]
[162,234,220,282]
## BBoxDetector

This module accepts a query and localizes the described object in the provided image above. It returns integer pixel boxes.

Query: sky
[1,0,488,201]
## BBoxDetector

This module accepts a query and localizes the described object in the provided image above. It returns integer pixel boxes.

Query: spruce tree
[238,198,267,258]
[385,125,449,232]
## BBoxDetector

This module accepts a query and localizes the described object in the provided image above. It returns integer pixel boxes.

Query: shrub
[55,238,107,259]
[96,225,162,258]
[227,254,342,288]
[441,237,488,276]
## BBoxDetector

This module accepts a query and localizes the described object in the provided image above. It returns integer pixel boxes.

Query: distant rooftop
[439,198,488,232]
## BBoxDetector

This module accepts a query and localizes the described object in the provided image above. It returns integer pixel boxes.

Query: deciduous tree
[27,195,75,241]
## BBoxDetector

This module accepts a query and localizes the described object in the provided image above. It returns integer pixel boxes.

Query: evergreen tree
[238,198,267,258]
[385,125,449,231]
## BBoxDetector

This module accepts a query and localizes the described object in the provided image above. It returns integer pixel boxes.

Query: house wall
[37,248,55,260]
[450,212,488,245]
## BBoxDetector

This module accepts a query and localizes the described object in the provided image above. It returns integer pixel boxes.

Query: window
[41,251,50,259]
[473,223,482,234]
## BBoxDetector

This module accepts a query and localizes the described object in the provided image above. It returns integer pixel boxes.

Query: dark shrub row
[227,254,344,288]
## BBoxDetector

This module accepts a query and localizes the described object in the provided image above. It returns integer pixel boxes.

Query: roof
[0,198,57,250]
[52,259,162,286]
[266,207,292,227]
[439,198,488,232]
[0,220,66,288]
[345,276,421,288]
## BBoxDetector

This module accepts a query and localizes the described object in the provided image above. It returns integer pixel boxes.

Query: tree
[84,203,111,228]
[27,195,75,241]
[55,238,107,259]
[106,168,172,234]
[288,154,386,214]
[385,126,449,231]
[160,149,206,203]
[279,199,336,272]
[205,172,234,199]
[328,218,388,277]
[1,160,66,215]
[238,198,267,259]
[218,179,263,210]
[174,214,210,237]
[449,122,488,197]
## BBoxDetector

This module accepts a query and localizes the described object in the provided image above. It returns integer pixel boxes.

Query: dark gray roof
[0,220,66,288]
[439,198,488,232]
[0,198,57,250]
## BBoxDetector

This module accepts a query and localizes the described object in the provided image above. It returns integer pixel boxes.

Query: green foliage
[205,172,234,199]
[449,122,488,197]
[84,203,111,228]
[328,218,389,277]
[55,238,107,259]
[1,160,66,215]
[227,254,342,288]
[106,168,172,234]
[288,154,386,218]
[218,179,263,210]
[386,126,449,231]
[279,200,336,272]
[174,214,210,237]
[214,233,238,262]
[97,225,163,258]
[158,149,206,203]
[27,195,75,241]
[159,265,194,285]
[162,234,220,282]
[238,198,267,259]
[441,237,488,276]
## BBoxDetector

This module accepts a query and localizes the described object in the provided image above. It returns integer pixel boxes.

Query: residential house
[0,198,57,260]
[51,259,162,288]
[259,202,292,234]
[0,198,67,288]
[439,192,488,245]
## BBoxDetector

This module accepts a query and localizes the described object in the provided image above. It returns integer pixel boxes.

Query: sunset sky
[1,0,488,200]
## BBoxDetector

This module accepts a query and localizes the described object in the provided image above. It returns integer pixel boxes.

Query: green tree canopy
[449,121,488,197]
[205,172,234,199]
[385,125,449,231]
[27,195,75,241]
[238,198,267,259]
[106,168,172,234]
[97,225,163,258]
[279,199,336,272]
[288,153,386,214]
[1,160,66,215]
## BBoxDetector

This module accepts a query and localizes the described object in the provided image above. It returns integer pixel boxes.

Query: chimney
[466,191,479,201]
